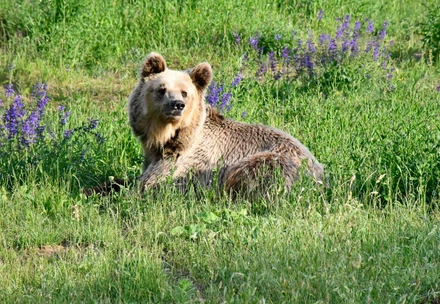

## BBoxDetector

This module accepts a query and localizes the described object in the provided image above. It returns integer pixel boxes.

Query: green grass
[1,0,440,303]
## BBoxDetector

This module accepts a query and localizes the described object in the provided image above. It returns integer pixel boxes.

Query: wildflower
[389,85,395,91]
[317,9,324,21]
[366,20,374,34]
[233,32,241,45]
[379,20,389,40]
[275,34,282,41]
[5,84,14,98]
[319,34,329,45]
[328,38,337,54]
[387,73,393,80]
[353,21,361,39]
[307,39,316,53]
[336,14,351,40]
[373,43,380,61]
[297,39,302,48]
[249,35,260,50]
[85,118,99,131]
[365,74,371,79]
[220,92,232,111]
[281,47,290,60]
[3,95,25,139]
[20,110,40,146]
[231,73,243,87]
[256,62,268,78]
[269,52,277,73]
[206,82,224,107]
[60,111,71,126]
[437,85,440,92]
[241,111,247,118]
[63,129,74,139]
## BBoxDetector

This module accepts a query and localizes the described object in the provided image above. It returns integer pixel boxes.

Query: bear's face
[145,70,197,124]
[141,53,213,127]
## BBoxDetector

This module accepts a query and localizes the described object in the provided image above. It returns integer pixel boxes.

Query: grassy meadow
[1,0,440,302]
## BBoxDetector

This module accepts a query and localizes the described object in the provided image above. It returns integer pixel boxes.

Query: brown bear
[126,52,324,196]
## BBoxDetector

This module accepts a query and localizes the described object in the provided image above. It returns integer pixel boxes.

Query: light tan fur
[128,52,324,195]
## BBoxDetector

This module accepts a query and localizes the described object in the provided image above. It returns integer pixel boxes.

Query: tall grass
[1,0,440,303]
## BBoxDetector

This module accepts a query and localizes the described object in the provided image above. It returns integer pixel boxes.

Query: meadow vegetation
[0,0,439,302]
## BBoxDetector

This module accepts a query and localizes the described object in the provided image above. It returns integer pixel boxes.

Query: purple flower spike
[437,85,440,92]
[5,84,14,98]
[366,20,374,34]
[379,20,389,40]
[317,9,324,21]
[249,35,260,50]
[231,73,243,87]
[281,46,290,60]
[275,34,282,41]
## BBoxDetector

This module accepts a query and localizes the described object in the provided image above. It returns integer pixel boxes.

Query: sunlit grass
[0,0,440,303]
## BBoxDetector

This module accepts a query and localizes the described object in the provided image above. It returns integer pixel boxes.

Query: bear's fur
[126,52,324,196]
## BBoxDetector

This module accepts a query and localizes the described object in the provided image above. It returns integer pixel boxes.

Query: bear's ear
[190,62,213,91]
[141,52,167,78]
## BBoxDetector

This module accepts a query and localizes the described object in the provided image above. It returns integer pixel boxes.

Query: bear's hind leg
[224,152,299,197]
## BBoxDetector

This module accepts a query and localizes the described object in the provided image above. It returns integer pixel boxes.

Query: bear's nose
[173,100,185,111]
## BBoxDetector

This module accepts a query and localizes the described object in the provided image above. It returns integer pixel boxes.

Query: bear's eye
[181,91,187,98]
[158,88,166,95]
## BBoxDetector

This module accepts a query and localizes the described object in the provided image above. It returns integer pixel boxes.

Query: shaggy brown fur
[84,52,324,197]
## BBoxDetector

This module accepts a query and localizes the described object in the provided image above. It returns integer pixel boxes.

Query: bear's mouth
[166,109,183,118]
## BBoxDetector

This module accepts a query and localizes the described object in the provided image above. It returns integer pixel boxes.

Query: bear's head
[135,52,213,148]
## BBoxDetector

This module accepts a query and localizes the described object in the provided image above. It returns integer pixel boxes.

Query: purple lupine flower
[353,21,361,39]
[60,111,71,126]
[304,55,314,74]
[307,39,316,53]
[5,84,14,98]
[220,92,232,111]
[58,105,65,112]
[256,62,268,78]
[373,43,380,61]
[206,82,224,107]
[342,40,350,52]
[317,9,324,21]
[0,99,2,107]
[36,126,45,140]
[437,85,440,92]
[379,20,388,40]
[20,110,40,146]
[249,35,260,50]
[281,46,290,60]
[389,40,394,47]
[269,52,277,73]
[86,118,99,131]
[231,73,243,87]
[63,129,74,139]
[336,14,351,40]
[366,20,374,34]
[3,95,25,139]
[241,111,247,118]
[365,40,373,53]
[328,38,337,53]
[365,74,371,79]
[233,32,241,45]
[389,85,395,91]
[319,34,329,45]
[275,34,282,41]
[350,39,359,55]
[297,39,303,48]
